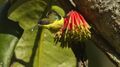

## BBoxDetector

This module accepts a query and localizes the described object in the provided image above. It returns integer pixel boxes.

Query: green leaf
[15,29,38,62]
[33,29,76,67]
[12,28,76,67]
[0,3,23,67]
[11,62,25,67]
[0,0,5,6]
[0,34,18,67]
[8,0,51,30]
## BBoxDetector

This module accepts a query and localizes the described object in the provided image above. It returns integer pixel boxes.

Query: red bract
[55,10,91,47]
[62,10,90,32]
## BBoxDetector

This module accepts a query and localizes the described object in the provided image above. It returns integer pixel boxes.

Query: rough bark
[57,0,120,67]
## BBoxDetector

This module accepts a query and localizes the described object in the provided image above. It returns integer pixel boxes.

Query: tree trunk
[57,0,120,67]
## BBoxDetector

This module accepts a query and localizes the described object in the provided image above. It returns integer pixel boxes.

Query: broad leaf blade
[8,0,50,30]
[0,2,23,67]
[0,0,5,6]
[34,29,76,67]
[12,29,76,67]
[15,29,38,62]
[0,34,18,67]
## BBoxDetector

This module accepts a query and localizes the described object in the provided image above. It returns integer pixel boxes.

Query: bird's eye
[54,16,58,20]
